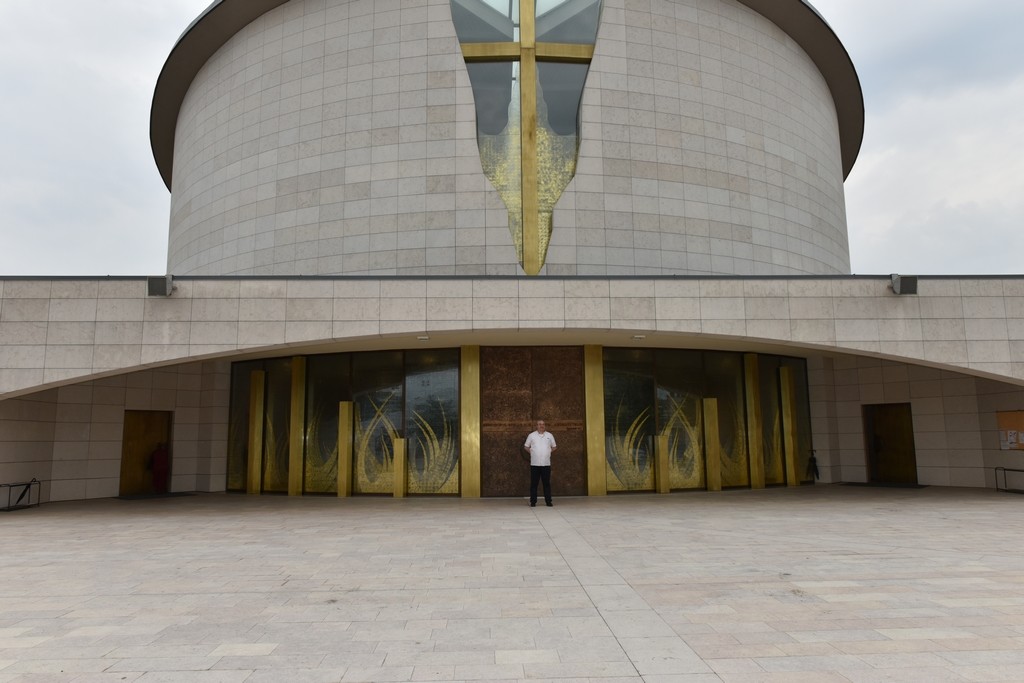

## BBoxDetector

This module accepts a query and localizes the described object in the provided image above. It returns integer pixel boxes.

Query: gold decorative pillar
[337,401,353,497]
[288,357,306,496]
[520,0,540,275]
[655,434,670,494]
[393,438,407,498]
[703,398,722,492]
[246,370,265,494]
[744,354,766,489]
[780,366,800,487]
[584,345,607,495]
[460,346,481,498]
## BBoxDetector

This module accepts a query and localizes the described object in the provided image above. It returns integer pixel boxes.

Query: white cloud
[813,0,1024,275]
[0,0,211,275]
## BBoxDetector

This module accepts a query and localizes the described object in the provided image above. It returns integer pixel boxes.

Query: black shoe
[530,501,536,507]
[546,501,553,507]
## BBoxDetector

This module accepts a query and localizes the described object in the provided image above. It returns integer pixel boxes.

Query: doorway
[479,347,587,497]
[119,410,174,496]
[863,403,918,485]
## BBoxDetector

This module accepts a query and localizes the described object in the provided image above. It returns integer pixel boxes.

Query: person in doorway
[149,443,170,493]
[807,451,819,481]
[523,420,557,507]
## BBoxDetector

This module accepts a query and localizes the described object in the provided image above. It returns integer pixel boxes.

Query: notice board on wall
[997,411,1024,450]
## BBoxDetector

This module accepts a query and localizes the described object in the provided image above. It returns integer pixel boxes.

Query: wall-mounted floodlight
[147,275,174,296]
[889,274,918,295]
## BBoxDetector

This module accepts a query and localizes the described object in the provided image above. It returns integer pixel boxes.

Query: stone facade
[2,0,1021,502]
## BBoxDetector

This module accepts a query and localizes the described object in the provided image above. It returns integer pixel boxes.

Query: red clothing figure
[149,444,170,493]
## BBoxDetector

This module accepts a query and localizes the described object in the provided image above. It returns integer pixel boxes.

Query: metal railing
[1,478,41,511]
[994,468,1024,494]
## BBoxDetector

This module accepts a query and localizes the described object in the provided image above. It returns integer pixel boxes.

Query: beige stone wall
[560,0,849,275]
[6,347,1022,502]
[167,0,849,277]
[807,355,1024,489]
[3,276,1024,399]
[0,361,229,502]
[816,356,990,487]
[169,0,498,276]
[0,390,56,501]
[3,274,1023,499]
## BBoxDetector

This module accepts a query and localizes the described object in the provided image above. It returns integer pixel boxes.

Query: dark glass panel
[758,356,785,485]
[465,62,516,136]
[405,349,461,494]
[450,0,517,42]
[261,357,292,493]
[603,349,655,491]
[352,351,404,494]
[305,354,352,494]
[536,61,588,136]
[655,350,705,490]
[780,357,814,483]
[227,361,261,492]
[704,352,749,487]
[537,0,602,44]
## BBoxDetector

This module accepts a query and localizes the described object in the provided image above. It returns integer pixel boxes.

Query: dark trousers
[530,465,552,504]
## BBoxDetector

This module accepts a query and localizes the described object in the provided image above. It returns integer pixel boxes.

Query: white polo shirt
[524,430,557,466]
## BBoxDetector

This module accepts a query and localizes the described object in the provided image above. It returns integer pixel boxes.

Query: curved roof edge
[150,0,865,189]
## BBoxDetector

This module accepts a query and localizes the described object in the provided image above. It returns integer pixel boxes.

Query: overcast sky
[0,0,1021,276]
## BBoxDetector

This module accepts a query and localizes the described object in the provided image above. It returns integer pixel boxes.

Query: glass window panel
[780,357,814,483]
[704,352,749,488]
[450,0,518,42]
[227,361,261,492]
[465,62,516,136]
[261,357,292,493]
[405,349,461,495]
[352,351,404,494]
[758,356,786,486]
[536,61,588,137]
[603,349,655,491]
[655,350,705,490]
[537,0,602,44]
[304,354,352,494]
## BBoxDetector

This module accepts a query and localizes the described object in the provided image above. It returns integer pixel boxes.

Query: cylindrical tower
[152,0,863,277]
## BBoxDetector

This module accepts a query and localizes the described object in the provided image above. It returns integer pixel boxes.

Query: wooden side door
[119,410,174,496]
[863,403,918,485]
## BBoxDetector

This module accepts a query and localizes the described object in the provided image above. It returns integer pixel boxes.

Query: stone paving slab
[1,485,1023,682]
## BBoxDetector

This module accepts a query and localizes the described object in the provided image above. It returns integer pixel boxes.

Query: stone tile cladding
[168,0,850,277]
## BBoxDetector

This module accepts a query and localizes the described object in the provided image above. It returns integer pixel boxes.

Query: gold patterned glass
[655,350,706,490]
[226,361,261,492]
[758,356,785,485]
[304,354,352,494]
[602,349,656,492]
[261,357,292,493]
[781,357,814,483]
[705,352,749,488]
[405,350,461,494]
[352,352,404,495]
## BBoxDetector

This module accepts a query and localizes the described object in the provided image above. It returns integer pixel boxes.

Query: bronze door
[479,347,587,497]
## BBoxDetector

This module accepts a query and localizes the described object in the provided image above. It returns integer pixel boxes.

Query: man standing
[524,420,557,507]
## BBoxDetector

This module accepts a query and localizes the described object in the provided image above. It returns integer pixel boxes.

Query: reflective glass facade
[227,347,812,495]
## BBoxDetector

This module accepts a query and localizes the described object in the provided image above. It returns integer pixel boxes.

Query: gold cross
[459,0,595,275]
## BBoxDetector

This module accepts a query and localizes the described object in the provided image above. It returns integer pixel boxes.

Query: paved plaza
[1,485,1023,682]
